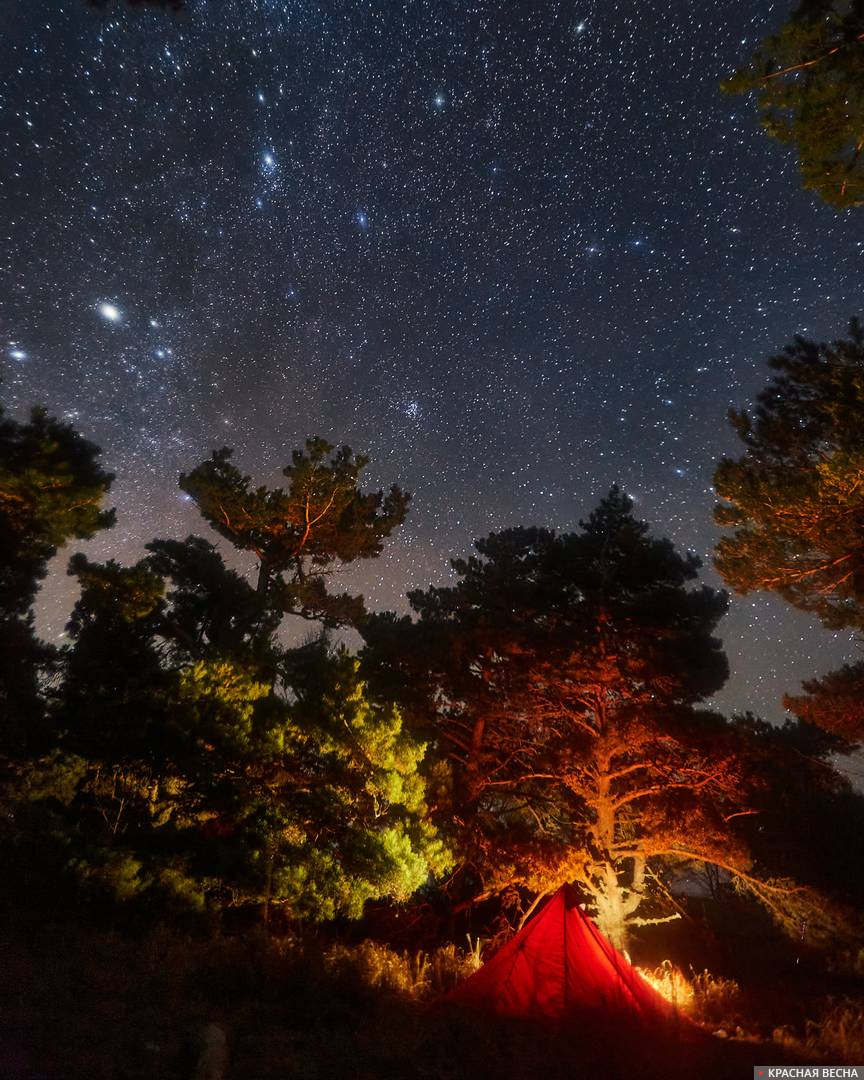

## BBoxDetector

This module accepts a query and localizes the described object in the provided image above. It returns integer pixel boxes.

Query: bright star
[355,209,369,230]
[9,348,27,361]
[98,302,121,322]
[433,92,446,110]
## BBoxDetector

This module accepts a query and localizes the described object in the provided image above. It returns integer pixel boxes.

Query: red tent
[444,884,680,1025]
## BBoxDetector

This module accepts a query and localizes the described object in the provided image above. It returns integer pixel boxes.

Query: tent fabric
[444,885,679,1024]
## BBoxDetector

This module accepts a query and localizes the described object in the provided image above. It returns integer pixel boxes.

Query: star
[3,0,860,729]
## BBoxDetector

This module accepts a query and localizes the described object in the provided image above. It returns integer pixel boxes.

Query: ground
[5,908,854,1080]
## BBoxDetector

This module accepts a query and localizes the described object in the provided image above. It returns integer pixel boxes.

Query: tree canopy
[714,319,864,744]
[724,0,864,209]
[0,404,114,748]
[364,489,750,946]
[179,440,410,628]
[714,320,864,629]
[53,568,448,921]
[34,427,441,922]
[46,522,447,920]
[1,400,857,949]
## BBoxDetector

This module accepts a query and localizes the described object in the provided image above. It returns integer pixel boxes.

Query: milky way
[2,0,861,729]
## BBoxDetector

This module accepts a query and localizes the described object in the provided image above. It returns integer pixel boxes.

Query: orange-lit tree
[364,489,759,948]
[715,319,864,745]
[179,439,410,629]
[724,0,864,209]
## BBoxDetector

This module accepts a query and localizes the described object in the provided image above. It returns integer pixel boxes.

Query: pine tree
[724,0,864,209]
[784,663,864,743]
[364,489,747,947]
[179,440,409,628]
[46,437,442,921]
[53,557,448,920]
[0,404,114,749]
[714,320,864,744]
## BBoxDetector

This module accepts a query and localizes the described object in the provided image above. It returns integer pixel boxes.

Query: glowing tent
[445,884,680,1025]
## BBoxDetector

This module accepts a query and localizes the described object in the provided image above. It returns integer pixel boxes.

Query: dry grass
[0,914,858,1077]
[691,970,747,1029]
[635,961,864,1063]
[634,963,747,1028]
[804,999,864,1062]
[323,937,481,998]
[635,961,696,1012]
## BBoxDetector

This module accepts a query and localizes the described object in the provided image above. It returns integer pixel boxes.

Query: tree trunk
[590,721,633,952]
[593,863,630,952]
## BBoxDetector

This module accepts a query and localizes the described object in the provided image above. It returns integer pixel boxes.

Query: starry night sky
[2,0,861,725]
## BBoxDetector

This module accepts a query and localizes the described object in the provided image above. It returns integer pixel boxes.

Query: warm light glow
[634,962,694,1011]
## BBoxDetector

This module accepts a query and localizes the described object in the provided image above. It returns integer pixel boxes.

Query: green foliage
[265,645,450,919]
[145,535,280,666]
[28,422,434,925]
[176,658,271,758]
[47,532,447,920]
[715,320,864,629]
[0,404,114,746]
[0,406,115,610]
[179,439,409,627]
[724,0,864,208]
[60,554,171,764]
[38,420,438,925]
